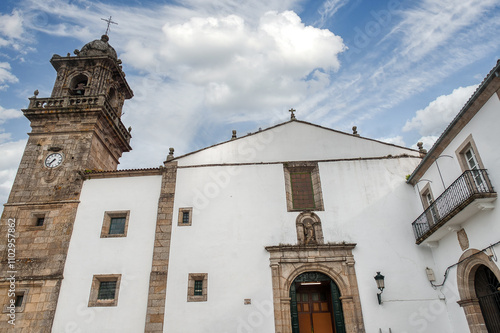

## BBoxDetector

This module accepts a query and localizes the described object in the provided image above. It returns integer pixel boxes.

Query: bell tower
[0,35,133,331]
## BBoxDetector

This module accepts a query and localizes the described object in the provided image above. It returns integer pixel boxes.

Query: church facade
[0,36,498,333]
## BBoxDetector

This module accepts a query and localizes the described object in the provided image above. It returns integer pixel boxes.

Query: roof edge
[407,59,500,185]
[168,119,418,163]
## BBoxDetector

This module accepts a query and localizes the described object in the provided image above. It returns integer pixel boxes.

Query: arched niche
[69,74,89,96]
[296,212,324,245]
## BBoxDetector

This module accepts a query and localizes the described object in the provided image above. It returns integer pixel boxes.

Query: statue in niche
[296,212,323,245]
[303,219,316,245]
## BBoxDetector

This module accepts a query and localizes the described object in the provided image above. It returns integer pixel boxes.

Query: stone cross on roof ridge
[289,108,296,120]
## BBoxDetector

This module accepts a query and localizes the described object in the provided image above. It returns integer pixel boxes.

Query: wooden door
[296,285,334,333]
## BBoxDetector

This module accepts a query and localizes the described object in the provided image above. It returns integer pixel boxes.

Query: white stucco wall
[52,175,162,333]
[411,92,500,332]
[165,126,451,333]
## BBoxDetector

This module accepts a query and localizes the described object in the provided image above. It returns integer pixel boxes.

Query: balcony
[412,169,497,245]
[23,95,131,144]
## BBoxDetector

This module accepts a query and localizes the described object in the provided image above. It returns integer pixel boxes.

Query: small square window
[29,212,48,228]
[88,274,121,307]
[98,281,117,300]
[3,289,28,313]
[187,273,208,302]
[178,207,193,226]
[101,211,130,238]
[109,217,126,235]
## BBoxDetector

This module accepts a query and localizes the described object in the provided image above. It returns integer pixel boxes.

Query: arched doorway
[475,265,500,332]
[290,272,345,333]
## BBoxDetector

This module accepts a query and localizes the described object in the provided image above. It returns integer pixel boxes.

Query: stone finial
[417,142,427,156]
[289,108,296,120]
[74,49,80,56]
[33,90,39,98]
[128,126,132,133]
[352,126,359,136]
[166,147,175,161]
[231,130,237,140]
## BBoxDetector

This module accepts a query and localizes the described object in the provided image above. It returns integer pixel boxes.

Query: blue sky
[0,0,499,206]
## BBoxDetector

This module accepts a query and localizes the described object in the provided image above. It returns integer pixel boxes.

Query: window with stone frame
[3,289,28,313]
[283,162,324,211]
[101,211,130,238]
[187,273,208,302]
[88,274,121,307]
[29,212,48,229]
[178,207,193,226]
[455,135,489,191]
[456,135,485,172]
[420,182,439,224]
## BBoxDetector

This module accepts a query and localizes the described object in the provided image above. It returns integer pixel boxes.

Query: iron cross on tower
[101,16,118,35]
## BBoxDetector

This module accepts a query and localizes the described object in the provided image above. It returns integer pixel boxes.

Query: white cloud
[315,0,350,27]
[377,135,406,147]
[0,105,22,124]
[0,62,19,89]
[144,11,346,117]
[403,84,477,136]
[391,0,499,61]
[0,10,24,40]
[0,139,25,207]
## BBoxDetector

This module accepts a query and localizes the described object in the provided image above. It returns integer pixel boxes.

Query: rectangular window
[98,281,117,300]
[456,135,488,191]
[290,172,315,210]
[101,211,130,238]
[3,289,28,313]
[187,273,208,302]
[283,163,324,212]
[182,211,190,224]
[88,274,121,307]
[15,294,24,308]
[30,212,48,229]
[194,280,203,296]
[109,217,126,235]
[178,207,193,226]
[420,183,439,225]
[35,217,45,226]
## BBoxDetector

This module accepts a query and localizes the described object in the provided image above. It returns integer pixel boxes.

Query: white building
[1,36,499,333]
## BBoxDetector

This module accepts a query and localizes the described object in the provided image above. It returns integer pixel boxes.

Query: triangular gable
[174,120,419,166]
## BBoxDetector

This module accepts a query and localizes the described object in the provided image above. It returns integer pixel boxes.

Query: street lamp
[374,272,385,305]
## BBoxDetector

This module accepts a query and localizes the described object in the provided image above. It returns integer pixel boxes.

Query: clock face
[44,153,63,168]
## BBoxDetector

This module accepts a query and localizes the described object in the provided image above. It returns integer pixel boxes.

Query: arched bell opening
[69,74,88,96]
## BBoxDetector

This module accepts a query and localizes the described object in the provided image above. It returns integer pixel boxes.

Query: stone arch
[456,249,500,332]
[285,263,348,296]
[266,244,365,333]
[68,73,89,96]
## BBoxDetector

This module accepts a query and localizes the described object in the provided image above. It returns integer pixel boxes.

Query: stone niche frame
[265,243,365,333]
[296,211,324,245]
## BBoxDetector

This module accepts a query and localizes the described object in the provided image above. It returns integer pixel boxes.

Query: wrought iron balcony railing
[412,169,496,244]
